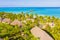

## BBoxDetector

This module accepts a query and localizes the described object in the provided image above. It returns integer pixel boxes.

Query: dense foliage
[0,12,60,40]
[0,23,39,40]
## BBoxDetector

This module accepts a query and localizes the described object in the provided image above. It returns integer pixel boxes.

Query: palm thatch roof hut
[30,27,53,40]
[10,19,22,27]
[2,18,11,24]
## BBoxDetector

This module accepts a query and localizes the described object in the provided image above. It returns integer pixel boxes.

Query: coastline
[0,7,60,18]
[0,11,59,19]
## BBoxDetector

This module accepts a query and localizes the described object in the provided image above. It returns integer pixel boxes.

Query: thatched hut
[2,18,11,24]
[10,19,22,27]
[30,27,53,40]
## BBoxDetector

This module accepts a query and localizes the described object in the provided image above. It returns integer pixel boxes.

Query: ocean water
[0,7,60,18]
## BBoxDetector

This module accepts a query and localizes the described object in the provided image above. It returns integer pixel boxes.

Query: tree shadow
[43,30,55,40]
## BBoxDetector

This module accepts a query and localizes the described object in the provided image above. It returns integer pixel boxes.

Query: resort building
[30,27,54,40]
[2,18,11,24]
[10,19,22,27]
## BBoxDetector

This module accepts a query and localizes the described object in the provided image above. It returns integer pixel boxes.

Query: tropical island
[0,12,60,40]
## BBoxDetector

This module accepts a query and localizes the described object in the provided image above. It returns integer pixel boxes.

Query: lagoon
[0,7,60,18]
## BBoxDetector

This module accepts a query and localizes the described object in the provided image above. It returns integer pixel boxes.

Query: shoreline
[0,11,59,18]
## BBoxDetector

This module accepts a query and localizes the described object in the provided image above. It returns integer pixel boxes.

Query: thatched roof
[30,27,53,40]
[2,18,11,24]
[10,19,22,26]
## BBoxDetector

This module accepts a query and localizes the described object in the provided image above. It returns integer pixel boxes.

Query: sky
[0,0,60,7]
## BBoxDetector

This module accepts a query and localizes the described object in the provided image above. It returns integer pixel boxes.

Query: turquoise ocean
[0,7,60,18]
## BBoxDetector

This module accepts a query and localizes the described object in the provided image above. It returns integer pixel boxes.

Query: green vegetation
[0,12,60,40]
